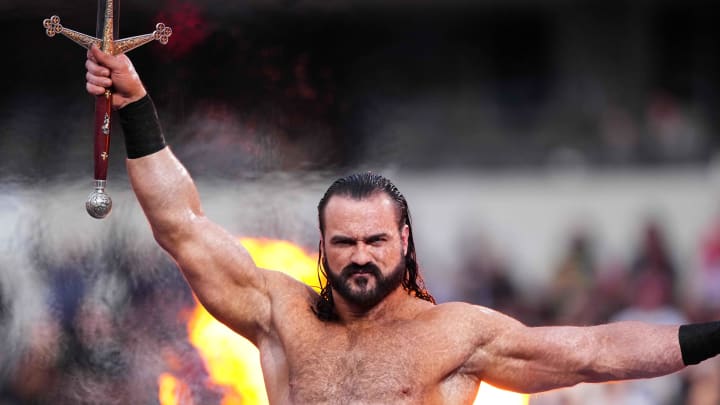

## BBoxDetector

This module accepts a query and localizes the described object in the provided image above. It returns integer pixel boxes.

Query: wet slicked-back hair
[314,172,435,321]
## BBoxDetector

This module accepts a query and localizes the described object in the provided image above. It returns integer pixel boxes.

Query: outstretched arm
[485,318,682,393]
[463,306,709,394]
[85,46,274,344]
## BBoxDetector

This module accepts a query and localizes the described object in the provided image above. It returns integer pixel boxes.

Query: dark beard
[323,255,406,310]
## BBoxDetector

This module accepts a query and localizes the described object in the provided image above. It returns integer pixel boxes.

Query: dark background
[3,0,719,182]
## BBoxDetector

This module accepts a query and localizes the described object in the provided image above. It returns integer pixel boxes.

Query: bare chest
[273,322,475,404]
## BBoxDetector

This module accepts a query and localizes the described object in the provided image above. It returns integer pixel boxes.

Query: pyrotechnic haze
[2,0,720,403]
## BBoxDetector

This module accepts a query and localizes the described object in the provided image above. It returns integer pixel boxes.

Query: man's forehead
[323,193,399,229]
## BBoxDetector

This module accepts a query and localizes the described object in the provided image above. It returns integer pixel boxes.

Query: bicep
[456,306,593,394]
[473,323,594,393]
[166,216,273,343]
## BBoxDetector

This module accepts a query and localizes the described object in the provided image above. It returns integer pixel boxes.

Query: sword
[43,1,172,219]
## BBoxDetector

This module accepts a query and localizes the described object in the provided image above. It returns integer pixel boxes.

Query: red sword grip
[93,91,112,180]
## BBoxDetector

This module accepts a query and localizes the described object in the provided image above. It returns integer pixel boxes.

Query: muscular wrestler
[84,45,720,404]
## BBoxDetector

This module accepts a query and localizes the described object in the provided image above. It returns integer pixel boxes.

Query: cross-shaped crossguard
[43,8,172,55]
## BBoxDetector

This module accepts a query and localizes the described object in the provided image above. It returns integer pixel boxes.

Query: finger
[86,81,107,96]
[86,71,112,89]
[87,47,96,63]
[85,58,110,77]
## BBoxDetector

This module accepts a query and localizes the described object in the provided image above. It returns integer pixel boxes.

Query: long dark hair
[314,172,435,321]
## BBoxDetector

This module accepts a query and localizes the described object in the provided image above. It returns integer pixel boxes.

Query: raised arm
[463,306,719,394]
[85,46,274,343]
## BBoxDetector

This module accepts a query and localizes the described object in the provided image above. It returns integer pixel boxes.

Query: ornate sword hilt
[42,15,172,55]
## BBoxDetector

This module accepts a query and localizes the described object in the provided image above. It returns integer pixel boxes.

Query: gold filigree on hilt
[43,15,101,50]
[42,15,172,55]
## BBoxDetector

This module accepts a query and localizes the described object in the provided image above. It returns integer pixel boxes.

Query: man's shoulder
[421,300,497,316]
[258,271,325,341]
[415,301,503,327]
[262,270,320,311]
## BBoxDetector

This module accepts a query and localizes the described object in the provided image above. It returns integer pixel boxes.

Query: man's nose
[350,243,372,265]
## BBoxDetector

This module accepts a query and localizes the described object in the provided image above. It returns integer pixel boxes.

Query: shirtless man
[84,45,720,404]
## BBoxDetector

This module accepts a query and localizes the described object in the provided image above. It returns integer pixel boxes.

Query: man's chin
[345,296,382,309]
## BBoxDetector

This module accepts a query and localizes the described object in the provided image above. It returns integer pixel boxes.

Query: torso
[256,277,484,405]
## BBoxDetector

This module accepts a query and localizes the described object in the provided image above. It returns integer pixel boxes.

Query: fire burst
[158,238,528,405]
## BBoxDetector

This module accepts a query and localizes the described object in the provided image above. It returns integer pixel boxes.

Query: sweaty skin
[86,46,686,404]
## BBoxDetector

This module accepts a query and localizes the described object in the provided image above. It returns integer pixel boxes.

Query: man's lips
[342,264,381,278]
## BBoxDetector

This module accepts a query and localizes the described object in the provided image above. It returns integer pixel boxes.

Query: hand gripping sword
[43,0,172,219]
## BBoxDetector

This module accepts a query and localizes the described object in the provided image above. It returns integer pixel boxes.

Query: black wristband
[678,321,720,365]
[118,94,167,159]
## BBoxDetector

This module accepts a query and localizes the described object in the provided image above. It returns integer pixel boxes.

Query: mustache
[340,262,382,278]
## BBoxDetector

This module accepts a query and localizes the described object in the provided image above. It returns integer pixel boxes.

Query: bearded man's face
[320,193,409,309]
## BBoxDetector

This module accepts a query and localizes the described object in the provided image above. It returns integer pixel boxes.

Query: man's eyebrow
[364,233,389,243]
[329,233,389,244]
[330,235,355,243]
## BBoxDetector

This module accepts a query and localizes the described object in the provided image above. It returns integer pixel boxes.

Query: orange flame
[158,372,193,405]
[160,237,528,405]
